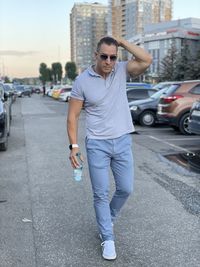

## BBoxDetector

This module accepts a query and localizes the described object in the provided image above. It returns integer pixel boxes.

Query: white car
[59,87,72,102]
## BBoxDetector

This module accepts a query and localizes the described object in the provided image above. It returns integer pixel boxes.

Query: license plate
[192,110,200,116]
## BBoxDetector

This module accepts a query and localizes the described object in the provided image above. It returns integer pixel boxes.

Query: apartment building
[70,2,108,73]
[109,0,172,39]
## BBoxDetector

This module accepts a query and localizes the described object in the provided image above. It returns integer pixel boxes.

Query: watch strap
[69,144,79,150]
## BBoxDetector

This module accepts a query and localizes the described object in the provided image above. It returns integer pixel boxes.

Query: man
[42,85,46,96]
[67,36,152,260]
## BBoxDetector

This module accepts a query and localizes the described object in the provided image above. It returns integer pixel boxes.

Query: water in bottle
[73,153,83,181]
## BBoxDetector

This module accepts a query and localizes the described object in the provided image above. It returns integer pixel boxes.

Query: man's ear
[94,51,98,59]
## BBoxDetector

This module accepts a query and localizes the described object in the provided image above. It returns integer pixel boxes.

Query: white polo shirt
[70,61,135,139]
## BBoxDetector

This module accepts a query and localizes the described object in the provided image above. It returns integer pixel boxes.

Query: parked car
[126,87,157,102]
[34,87,42,94]
[52,87,65,99]
[126,82,152,89]
[59,87,72,102]
[23,86,32,96]
[3,83,17,102]
[50,85,63,99]
[0,85,10,151]
[14,85,31,97]
[157,80,200,134]
[47,87,55,97]
[188,100,200,134]
[152,81,178,90]
[0,83,12,122]
[129,87,170,126]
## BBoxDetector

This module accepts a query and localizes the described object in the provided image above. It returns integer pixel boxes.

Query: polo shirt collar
[88,64,116,77]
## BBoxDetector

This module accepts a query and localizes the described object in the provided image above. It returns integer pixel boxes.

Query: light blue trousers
[85,134,134,241]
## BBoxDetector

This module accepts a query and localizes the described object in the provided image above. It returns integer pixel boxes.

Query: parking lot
[134,123,200,152]
[132,124,200,173]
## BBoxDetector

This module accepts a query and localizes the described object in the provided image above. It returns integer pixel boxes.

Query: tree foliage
[39,62,63,84]
[51,62,63,84]
[46,68,53,82]
[174,42,192,80]
[4,76,11,83]
[190,49,200,80]
[39,63,48,85]
[159,42,178,81]
[159,42,200,81]
[65,62,77,81]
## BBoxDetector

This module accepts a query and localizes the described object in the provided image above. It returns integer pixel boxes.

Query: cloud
[0,50,39,57]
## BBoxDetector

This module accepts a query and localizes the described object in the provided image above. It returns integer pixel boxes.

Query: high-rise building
[109,0,173,39]
[70,2,108,73]
[152,0,172,23]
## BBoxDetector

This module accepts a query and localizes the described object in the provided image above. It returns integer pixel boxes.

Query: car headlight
[130,105,138,111]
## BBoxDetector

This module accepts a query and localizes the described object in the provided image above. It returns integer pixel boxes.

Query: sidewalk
[0,95,199,267]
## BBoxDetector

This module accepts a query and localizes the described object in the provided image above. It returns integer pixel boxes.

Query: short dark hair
[96,36,118,52]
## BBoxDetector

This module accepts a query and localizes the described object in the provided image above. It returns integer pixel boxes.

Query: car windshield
[164,84,181,96]
[153,83,170,90]
[150,87,169,99]
[15,86,24,90]
[151,84,180,98]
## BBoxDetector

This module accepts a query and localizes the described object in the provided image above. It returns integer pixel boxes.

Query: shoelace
[101,240,114,249]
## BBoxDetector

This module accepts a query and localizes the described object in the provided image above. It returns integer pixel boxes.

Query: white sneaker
[101,240,117,260]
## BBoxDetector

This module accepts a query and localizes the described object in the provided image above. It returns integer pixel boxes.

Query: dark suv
[157,80,200,134]
[126,87,157,102]
[129,86,171,126]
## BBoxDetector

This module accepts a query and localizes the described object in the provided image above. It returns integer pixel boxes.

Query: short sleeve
[70,77,84,101]
[118,61,128,74]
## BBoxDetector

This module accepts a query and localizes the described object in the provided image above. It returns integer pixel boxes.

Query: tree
[65,62,77,81]
[189,49,200,80]
[4,76,11,83]
[159,43,178,81]
[159,41,200,82]
[174,42,192,81]
[46,68,53,82]
[39,63,48,85]
[51,62,63,84]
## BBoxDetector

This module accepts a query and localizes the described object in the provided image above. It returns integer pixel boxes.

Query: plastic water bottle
[73,153,83,182]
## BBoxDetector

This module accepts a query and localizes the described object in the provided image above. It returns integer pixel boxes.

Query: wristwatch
[69,144,79,150]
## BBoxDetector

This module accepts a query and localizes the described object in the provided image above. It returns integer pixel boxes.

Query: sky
[0,0,199,79]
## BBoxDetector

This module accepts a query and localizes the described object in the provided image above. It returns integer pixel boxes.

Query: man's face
[95,43,118,75]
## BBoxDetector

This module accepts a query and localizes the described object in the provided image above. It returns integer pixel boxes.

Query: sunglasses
[99,54,117,61]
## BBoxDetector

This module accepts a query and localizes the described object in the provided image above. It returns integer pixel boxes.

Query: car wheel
[179,113,191,135]
[139,110,156,126]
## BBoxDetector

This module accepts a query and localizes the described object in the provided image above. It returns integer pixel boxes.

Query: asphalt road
[0,94,199,267]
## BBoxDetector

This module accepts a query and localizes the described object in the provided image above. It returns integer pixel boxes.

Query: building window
[149,41,160,49]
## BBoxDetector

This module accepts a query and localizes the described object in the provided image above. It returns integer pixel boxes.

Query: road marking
[165,138,200,141]
[149,135,194,153]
